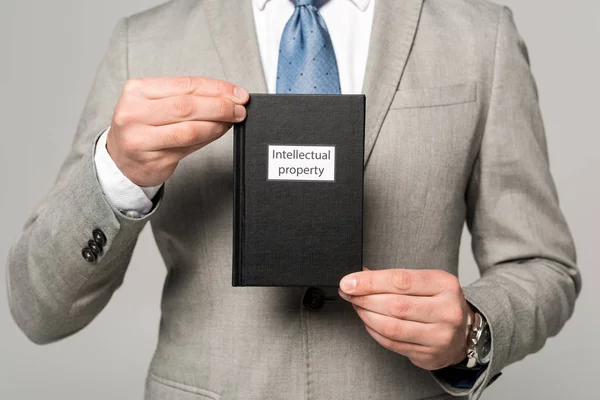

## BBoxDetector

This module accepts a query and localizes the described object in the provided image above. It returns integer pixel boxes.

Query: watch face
[476,324,492,364]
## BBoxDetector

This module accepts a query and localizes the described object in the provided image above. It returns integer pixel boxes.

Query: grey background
[0,0,598,399]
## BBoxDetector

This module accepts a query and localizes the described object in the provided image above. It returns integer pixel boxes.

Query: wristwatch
[466,311,491,368]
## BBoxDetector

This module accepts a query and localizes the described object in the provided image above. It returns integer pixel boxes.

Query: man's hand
[339,268,474,371]
[107,77,250,187]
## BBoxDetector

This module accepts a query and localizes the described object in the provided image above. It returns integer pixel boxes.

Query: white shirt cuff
[94,128,162,216]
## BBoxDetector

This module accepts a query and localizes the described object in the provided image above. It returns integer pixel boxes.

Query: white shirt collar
[253,0,371,12]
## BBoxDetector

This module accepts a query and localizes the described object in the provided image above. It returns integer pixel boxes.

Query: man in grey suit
[6,0,581,399]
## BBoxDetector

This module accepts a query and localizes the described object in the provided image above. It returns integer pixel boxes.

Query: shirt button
[303,287,325,311]
[82,247,97,263]
[92,228,107,246]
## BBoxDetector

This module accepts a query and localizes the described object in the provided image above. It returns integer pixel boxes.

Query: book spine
[232,122,245,286]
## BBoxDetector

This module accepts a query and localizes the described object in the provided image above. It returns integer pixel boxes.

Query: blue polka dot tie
[276,0,341,94]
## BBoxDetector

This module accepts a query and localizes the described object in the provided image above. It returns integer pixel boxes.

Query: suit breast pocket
[389,82,477,109]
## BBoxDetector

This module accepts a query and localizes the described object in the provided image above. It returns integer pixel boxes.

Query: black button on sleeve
[88,239,103,255]
[303,287,325,311]
[92,229,107,246]
[82,247,97,263]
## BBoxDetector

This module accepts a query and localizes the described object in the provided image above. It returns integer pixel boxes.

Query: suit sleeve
[432,6,581,398]
[5,18,162,345]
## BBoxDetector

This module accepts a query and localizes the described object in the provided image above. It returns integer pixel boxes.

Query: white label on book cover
[268,145,335,181]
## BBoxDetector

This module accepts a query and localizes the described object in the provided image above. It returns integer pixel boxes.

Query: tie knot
[295,0,317,7]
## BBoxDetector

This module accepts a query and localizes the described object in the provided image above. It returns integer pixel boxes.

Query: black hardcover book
[233,94,365,287]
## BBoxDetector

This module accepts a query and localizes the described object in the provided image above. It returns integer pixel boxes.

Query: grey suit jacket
[6,0,581,399]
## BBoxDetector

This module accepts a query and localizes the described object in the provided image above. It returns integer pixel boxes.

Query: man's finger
[353,304,434,346]
[340,269,448,296]
[140,95,246,126]
[150,121,232,149]
[363,325,430,358]
[339,290,439,323]
[165,140,211,159]
[126,77,250,103]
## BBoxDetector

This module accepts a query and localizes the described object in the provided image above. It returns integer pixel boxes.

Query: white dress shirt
[94,0,374,216]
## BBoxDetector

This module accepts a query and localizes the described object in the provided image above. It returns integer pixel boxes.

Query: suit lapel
[362,0,424,165]
[202,0,268,93]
